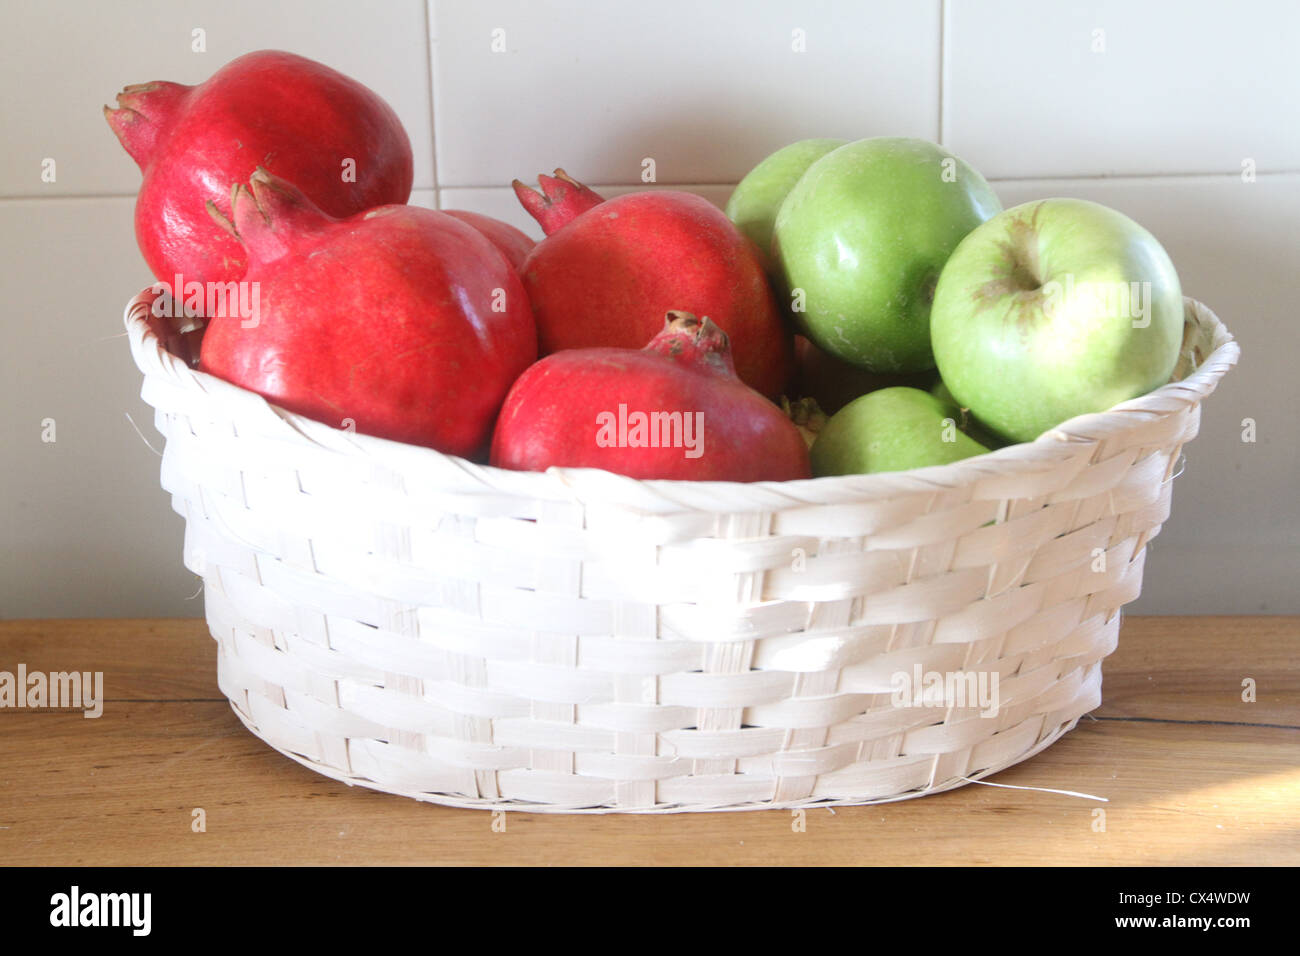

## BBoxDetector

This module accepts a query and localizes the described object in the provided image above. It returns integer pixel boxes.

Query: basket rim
[125,288,1239,513]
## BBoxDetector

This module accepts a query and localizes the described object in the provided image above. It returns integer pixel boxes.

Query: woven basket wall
[125,289,1238,813]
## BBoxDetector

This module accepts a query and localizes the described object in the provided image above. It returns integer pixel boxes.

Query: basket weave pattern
[126,291,1238,812]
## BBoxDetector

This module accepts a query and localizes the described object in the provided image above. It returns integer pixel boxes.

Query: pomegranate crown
[205,167,332,263]
[511,169,605,236]
[645,311,737,377]
[102,81,191,169]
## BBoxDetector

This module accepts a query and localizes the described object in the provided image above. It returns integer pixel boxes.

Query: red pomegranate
[512,170,792,398]
[198,169,536,458]
[105,50,413,288]
[442,210,536,271]
[491,312,811,482]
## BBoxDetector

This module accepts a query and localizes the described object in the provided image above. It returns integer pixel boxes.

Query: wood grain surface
[0,616,1295,866]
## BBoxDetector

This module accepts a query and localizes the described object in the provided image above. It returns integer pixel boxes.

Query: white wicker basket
[125,288,1238,813]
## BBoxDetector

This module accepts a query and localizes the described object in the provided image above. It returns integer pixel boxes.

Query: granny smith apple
[772,137,1001,373]
[811,386,990,476]
[930,379,957,407]
[726,138,847,261]
[930,198,1183,443]
[930,379,1008,450]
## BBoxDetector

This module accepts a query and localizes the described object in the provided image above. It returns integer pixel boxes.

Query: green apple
[726,139,847,260]
[930,379,1008,450]
[810,387,990,476]
[930,379,957,407]
[772,137,1001,373]
[930,198,1183,443]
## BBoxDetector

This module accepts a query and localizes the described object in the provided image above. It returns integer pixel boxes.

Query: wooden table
[1,616,1295,866]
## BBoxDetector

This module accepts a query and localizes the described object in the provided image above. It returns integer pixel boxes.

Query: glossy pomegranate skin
[198,171,536,458]
[490,314,810,482]
[105,50,413,287]
[442,210,536,271]
[514,175,792,398]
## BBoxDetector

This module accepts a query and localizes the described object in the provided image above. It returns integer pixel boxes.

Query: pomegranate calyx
[780,396,828,449]
[225,167,329,264]
[102,81,190,169]
[648,311,736,377]
[205,198,239,240]
[512,168,605,236]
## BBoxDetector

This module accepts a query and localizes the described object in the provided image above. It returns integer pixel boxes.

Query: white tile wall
[430,0,940,187]
[408,189,438,211]
[1,0,1295,617]
[945,0,1300,178]
[0,196,196,617]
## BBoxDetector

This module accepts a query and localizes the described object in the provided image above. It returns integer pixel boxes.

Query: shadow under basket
[125,290,1238,813]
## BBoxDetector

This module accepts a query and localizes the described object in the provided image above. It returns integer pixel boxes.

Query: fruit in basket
[144,305,206,369]
[104,50,413,288]
[794,334,938,415]
[781,395,828,449]
[442,210,535,271]
[490,312,811,481]
[198,169,536,457]
[513,170,792,398]
[930,379,1006,451]
[726,138,847,264]
[771,137,1001,373]
[811,387,990,476]
[930,198,1184,443]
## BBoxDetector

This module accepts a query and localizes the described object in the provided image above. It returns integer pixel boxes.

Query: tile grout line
[435,170,1300,188]
[18,167,1295,203]
[424,0,441,209]
[4,173,1299,205]
[937,0,947,146]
